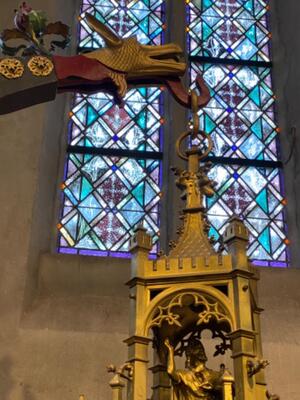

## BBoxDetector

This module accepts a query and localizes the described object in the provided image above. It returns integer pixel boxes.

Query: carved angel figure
[165,338,223,400]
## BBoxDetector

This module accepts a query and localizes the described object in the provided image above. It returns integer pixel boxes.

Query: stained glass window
[187,0,289,266]
[189,0,270,61]
[58,0,165,257]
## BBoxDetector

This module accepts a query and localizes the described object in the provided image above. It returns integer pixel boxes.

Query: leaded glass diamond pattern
[207,165,287,266]
[59,0,164,256]
[188,1,288,266]
[191,63,278,160]
[70,89,162,152]
[59,155,160,255]
[80,0,164,48]
[188,0,270,61]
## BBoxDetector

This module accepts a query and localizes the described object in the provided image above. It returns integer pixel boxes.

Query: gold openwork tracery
[148,292,232,331]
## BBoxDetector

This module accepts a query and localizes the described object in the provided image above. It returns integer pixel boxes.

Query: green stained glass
[132,183,145,206]
[256,189,268,213]
[81,177,93,200]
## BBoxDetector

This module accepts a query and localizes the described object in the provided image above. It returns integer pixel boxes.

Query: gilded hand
[164,338,173,351]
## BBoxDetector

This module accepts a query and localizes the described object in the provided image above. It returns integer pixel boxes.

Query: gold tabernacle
[100,93,280,400]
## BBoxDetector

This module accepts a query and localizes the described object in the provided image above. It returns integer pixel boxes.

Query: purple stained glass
[187,0,270,61]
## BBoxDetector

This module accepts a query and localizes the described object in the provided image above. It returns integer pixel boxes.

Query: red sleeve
[53,55,110,81]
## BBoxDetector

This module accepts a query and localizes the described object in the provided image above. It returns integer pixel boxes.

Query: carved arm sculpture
[246,358,269,378]
[266,390,280,400]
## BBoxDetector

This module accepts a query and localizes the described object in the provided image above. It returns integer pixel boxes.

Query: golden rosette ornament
[27,56,54,77]
[0,58,24,79]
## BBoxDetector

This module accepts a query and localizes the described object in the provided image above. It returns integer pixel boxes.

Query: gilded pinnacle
[167,92,217,258]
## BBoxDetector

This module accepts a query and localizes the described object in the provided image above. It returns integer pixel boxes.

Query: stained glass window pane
[58,0,165,256]
[188,1,288,266]
[188,0,270,61]
[59,154,161,256]
[207,164,287,266]
[70,89,162,152]
[79,0,164,48]
[191,63,278,160]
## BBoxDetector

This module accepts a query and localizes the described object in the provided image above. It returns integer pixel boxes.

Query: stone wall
[1,253,299,400]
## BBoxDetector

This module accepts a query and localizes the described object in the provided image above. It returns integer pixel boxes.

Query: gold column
[224,217,256,400]
[229,329,256,400]
[109,375,125,400]
[124,336,151,400]
[222,370,235,400]
[126,225,153,400]
[253,309,268,400]
[150,352,171,400]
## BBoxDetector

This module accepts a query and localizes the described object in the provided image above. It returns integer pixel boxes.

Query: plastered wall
[0,1,299,400]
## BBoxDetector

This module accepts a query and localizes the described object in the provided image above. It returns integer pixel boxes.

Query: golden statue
[164,338,223,400]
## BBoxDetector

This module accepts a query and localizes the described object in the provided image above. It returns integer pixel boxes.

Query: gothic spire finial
[168,91,217,258]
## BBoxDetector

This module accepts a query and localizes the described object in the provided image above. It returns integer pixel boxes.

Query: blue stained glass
[188,0,270,61]
[191,0,280,264]
[59,155,161,254]
[122,210,144,226]
[258,228,271,252]
[206,164,288,265]
[145,182,157,204]
[80,0,164,47]
[79,205,101,223]
[122,198,144,213]
[65,215,78,240]
[191,63,279,161]
[256,190,268,213]
[87,106,98,126]
[119,159,146,186]
[235,38,257,59]
[81,157,107,182]
[59,0,164,256]
[70,89,162,152]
